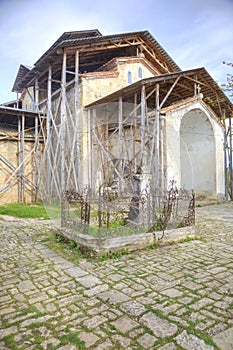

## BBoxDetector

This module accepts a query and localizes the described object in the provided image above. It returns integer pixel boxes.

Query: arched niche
[180,108,216,198]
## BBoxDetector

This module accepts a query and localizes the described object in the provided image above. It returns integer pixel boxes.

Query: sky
[0,0,233,104]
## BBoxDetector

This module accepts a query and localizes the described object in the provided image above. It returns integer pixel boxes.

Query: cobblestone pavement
[0,202,233,350]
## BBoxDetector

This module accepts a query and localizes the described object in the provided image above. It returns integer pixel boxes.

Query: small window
[138,67,142,79]
[127,71,132,84]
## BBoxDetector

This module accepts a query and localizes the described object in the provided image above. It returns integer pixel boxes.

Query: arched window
[138,67,142,79]
[127,71,132,84]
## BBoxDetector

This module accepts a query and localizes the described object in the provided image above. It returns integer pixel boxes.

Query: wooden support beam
[91,108,96,191]
[35,79,39,111]
[26,88,36,110]
[60,48,67,224]
[118,96,123,194]
[159,76,180,109]
[75,50,80,186]
[229,115,233,199]
[34,78,39,201]
[155,84,160,190]
[34,114,39,201]
[21,113,25,202]
[47,65,52,198]
[141,85,146,159]
[133,93,137,173]
[17,116,21,202]
[88,108,92,188]
[222,112,228,200]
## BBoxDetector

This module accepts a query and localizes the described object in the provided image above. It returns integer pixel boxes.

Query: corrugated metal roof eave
[0,105,46,117]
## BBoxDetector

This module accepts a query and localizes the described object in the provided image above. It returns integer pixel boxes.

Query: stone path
[0,202,233,349]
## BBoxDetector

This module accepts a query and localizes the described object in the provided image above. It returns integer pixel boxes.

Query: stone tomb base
[58,226,195,257]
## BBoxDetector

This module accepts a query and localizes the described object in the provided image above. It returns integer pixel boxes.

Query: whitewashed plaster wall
[165,99,225,199]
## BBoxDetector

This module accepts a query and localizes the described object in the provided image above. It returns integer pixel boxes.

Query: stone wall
[165,99,225,200]
[0,137,36,204]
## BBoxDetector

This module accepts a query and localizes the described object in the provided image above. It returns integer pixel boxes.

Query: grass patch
[44,231,87,263]
[100,248,130,261]
[2,334,17,349]
[0,202,49,219]
[59,332,86,349]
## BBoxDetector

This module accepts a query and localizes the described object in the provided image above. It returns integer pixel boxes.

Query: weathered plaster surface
[165,99,225,199]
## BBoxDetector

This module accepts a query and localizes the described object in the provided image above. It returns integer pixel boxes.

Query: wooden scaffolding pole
[61,48,67,224]
[229,115,233,199]
[133,93,137,173]
[21,113,25,202]
[222,111,228,200]
[87,108,92,188]
[92,108,96,191]
[17,116,21,202]
[155,84,160,190]
[47,65,52,198]
[141,85,146,160]
[118,96,123,194]
[34,78,39,201]
[34,114,39,201]
[75,50,80,185]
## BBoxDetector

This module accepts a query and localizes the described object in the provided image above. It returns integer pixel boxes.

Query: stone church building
[0,29,232,204]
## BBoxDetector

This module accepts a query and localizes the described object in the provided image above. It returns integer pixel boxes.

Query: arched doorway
[180,109,216,198]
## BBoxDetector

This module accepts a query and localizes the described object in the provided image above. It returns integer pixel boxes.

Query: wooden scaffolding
[3,30,232,209]
[0,106,45,203]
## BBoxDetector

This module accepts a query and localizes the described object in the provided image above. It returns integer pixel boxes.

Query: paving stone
[140,312,178,338]
[120,300,146,316]
[83,315,107,328]
[209,266,227,274]
[79,331,99,347]
[0,342,10,350]
[0,295,12,303]
[45,303,57,313]
[112,334,131,347]
[0,326,18,338]
[98,290,129,304]
[65,266,88,278]
[84,283,109,296]
[129,327,144,338]
[191,297,214,310]
[111,315,139,334]
[163,303,181,315]
[176,330,214,349]
[95,340,113,350]
[161,287,183,298]
[1,203,233,350]
[18,280,36,292]
[137,333,157,348]
[212,327,233,350]
[41,338,60,349]
[20,315,53,328]
[0,307,16,316]
[78,275,101,288]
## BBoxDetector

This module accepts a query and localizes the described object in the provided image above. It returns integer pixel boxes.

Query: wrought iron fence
[61,180,195,240]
